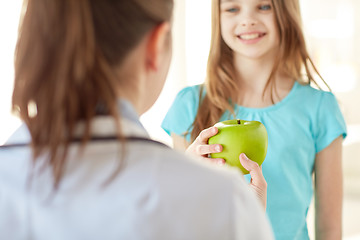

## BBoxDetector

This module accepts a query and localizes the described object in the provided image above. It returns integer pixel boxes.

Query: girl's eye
[259,4,271,11]
[226,7,239,13]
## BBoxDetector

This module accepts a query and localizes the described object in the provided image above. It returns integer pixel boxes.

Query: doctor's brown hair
[12,0,173,188]
[190,0,328,141]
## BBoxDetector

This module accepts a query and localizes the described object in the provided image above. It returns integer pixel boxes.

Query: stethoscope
[0,136,170,149]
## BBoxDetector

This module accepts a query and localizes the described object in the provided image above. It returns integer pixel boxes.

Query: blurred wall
[301,1,360,239]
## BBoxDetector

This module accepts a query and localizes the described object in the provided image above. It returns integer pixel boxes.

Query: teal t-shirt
[161,81,347,240]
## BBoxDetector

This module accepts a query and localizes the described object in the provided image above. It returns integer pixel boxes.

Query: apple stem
[237,119,241,124]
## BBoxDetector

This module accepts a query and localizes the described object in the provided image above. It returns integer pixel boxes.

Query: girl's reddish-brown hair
[12,0,173,187]
[190,0,328,141]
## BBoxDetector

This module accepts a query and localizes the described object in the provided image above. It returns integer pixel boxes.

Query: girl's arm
[314,136,343,240]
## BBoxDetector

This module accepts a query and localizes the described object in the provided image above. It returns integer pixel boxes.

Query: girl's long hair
[190,0,328,141]
[12,0,173,188]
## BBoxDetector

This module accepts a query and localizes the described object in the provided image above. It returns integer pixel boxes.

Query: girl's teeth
[240,33,260,40]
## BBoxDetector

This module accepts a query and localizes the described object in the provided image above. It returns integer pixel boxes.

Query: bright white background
[0,1,22,145]
[1,1,359,239]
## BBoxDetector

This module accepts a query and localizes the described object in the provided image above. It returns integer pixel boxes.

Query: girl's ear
[145,22,171,71]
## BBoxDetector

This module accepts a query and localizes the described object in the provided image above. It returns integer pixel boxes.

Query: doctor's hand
[240,153,267,210]
[185,126,225,165]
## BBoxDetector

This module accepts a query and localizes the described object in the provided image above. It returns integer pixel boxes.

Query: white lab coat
[0,104,274,240]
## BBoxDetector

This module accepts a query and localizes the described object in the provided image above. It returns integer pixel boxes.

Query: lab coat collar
[74,98,149,139]
[5,99,149,145]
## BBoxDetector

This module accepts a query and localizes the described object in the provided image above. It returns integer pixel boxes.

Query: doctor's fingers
[195,143,223,156]
[198,156,225,165]
[207,157,226,165]
[195,126,219,144]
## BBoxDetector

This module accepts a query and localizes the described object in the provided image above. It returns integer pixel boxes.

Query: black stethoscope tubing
[0,136,169,149]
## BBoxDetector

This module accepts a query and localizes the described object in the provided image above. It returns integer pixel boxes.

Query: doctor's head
[12,0,173,186]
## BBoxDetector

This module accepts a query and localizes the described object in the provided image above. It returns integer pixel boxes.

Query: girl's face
[220,0,280,61]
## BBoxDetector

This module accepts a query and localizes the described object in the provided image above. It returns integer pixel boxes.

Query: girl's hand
[185,126,225,165]
[239,153,267,210]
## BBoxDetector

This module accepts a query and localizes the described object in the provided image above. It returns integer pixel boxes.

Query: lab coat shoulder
[132,143,275,240]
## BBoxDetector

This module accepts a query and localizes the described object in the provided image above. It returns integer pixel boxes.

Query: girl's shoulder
[176,84,204,98]
[292,81,343,122]
[293,81,337,103]
[172,84,206,107]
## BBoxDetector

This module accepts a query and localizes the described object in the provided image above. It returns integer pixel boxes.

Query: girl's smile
[237,32,266,44]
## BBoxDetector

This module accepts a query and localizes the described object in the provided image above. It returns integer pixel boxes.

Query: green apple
[208,119,268,174]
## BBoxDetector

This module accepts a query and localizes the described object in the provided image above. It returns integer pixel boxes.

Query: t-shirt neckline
[235,81,299,113]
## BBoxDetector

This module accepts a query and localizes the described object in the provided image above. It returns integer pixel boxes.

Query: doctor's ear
[145,22,171,71]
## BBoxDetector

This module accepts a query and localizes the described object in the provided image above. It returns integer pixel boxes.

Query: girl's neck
[233,53,275,93]
[232,54,294,108]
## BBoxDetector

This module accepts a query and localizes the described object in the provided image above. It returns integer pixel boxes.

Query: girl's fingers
[239,153,267,209]
[239,153,263,182]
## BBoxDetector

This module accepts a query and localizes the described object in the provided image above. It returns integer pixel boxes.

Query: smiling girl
[162,0,347,239]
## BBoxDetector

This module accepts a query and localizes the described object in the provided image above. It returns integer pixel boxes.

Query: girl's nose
[241,19,257,27]
[239,9,258,27]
